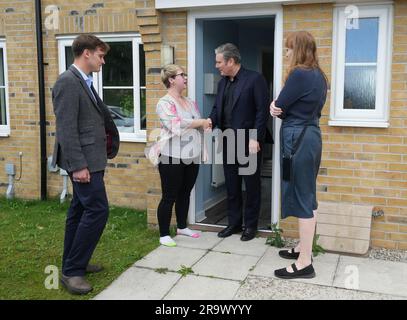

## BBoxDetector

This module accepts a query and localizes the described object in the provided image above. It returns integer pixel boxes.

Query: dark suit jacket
[52,65,120,173]
[209,67,270,143]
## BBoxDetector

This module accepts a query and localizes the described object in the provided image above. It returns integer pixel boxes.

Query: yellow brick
[375,171,403,180]
[328,152,354,160]
[398,242,407,251]
[376,136,403,144]
[387,198,407,207]
[353,187,374,195]
[389,145,407,154]
[372,223,399,232]
[374,154,402,162]
[374,188,401,198]
[390,180,407,188]
[371,239,397,249]
[362,162,388,170]
[389,233,407,241]
[363,179,389,188]
[327,168,354,177]
[328,186,353,193]
[329,134,355,143]
[341,161,361,169]
[370,230,385,240]
[362,196,386,206]
[362,144,389,153]
[355,150,375,161]
[321,160,341,168]
[389,163,407,171]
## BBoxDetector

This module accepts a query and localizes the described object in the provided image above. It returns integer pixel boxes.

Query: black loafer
[279,248,300,260]
[274,263,316,279]
[218,225,242,238]
[240,228,257,241]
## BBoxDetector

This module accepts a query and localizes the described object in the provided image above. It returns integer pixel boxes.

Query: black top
[221,67,242,129]
[275,67,327,126]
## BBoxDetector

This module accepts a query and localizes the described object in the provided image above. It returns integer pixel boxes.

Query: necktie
[86,77,97,102]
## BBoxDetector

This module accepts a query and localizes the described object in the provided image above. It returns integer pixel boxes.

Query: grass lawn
[0,197,160,300]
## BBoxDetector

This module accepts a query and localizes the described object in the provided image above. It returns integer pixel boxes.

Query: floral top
[145,94,206,165]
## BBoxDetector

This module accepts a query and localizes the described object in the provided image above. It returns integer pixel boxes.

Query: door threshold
[188,223,272,238]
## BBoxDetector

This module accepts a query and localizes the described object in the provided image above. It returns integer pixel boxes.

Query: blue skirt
[280,124,322,219]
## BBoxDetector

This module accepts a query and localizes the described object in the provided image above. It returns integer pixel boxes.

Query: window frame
[329,4,393,128]
[57,33,146,142]
[0,39,10,137]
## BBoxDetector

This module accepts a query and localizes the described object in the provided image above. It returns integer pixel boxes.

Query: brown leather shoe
[60,275,93,295]
[86,264,104,273]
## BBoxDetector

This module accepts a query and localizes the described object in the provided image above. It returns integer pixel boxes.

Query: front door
[188,8,284,231]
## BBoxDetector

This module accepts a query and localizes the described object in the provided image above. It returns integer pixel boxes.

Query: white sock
[159,236,176,247]
[177,228,200,238]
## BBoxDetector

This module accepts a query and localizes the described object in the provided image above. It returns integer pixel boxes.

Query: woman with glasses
[153,64,212,247]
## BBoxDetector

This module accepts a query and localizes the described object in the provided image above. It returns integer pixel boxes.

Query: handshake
[201,118,212,131]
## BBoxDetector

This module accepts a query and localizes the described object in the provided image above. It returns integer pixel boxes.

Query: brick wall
[0,1,406,250]
[0,1,157,209]
[281,1,407,250]
[42,0,155,210]
[0,0,40,198]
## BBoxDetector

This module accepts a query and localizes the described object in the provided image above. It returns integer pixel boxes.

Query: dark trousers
[62,171,109,277]
[157,157,199,237]
[222,135,262,229]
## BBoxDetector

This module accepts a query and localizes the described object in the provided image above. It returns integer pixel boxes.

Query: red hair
[285,31,328,87]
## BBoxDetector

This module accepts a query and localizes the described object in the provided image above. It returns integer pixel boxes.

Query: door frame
[187,5,284,228]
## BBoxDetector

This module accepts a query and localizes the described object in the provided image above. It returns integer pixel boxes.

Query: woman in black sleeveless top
[270,31,328,279]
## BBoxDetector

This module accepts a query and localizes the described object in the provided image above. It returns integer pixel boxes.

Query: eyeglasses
[172,72,188,78]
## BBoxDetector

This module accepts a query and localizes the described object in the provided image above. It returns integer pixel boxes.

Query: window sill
[119,132,147,143]
[0,132,10,137]
[328,120,389,128]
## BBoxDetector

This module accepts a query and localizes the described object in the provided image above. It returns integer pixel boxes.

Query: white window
[57,34,146,142]
[0,40,10,137]
[330,4,393,128]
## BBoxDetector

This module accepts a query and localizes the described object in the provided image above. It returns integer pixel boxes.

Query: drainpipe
[35,0,47,200]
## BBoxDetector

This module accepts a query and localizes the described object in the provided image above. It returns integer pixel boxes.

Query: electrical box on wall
[5,163,15,175]
[161,45,174,66]
[204,73,221,95]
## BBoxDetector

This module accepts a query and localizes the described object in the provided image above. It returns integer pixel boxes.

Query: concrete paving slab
[333,256,407,297]
[94,267,181,300]
[212,234,268,257]
[93,232,407,300]
[193,251,260,281]
[164,274,241,300]
[235,275,406,300]
[134,246,207,271]
[173,231,223,250]
[250,247,340,287]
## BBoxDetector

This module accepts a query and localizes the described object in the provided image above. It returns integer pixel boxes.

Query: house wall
[0,1,406,250]
[280,1,407,250]
[0,0,156,210]
[0,0,40,198]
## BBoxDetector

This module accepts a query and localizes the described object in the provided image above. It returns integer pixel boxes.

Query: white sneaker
[159,236,177,247]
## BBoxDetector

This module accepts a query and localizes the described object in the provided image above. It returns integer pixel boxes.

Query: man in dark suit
[52,34,120,294]
[208,43,269,241]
